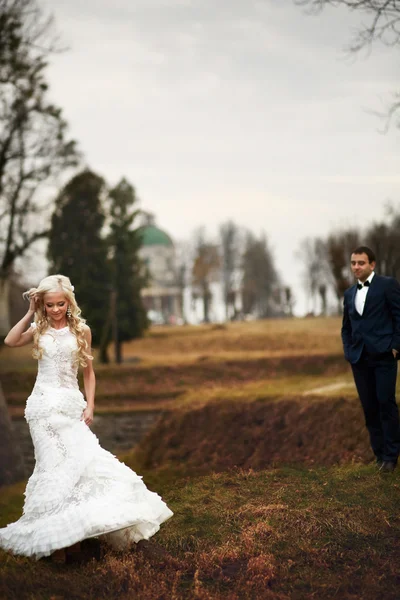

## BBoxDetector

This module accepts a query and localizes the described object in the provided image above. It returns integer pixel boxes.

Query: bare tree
[318,283,328,315]
[175,239,191,324]
[241,231,278,318]
[366,206,400,278]
[326,228,360,313]
[219,220,241,320]
[0,0,79,333]
[283,286,296,317]
[297,237,329,314]
[295,0,400,125]
[191,229,221,323]
[297,0,400,49]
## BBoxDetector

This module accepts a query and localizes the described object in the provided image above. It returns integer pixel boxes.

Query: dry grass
[1,317,400,599]
[1,467,400,599]
[2,318,350,416]
[117,317,344,364]
[2,354,352,417]
[0,317,356,418]
[0,317,343,372]
[125,395,372,476]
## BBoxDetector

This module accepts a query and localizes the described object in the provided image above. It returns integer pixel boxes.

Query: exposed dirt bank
[135,396,371,473]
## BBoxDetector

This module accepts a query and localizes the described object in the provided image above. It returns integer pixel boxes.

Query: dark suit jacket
[341,274,400,364]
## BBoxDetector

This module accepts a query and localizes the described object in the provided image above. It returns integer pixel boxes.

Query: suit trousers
[351,351,400,463]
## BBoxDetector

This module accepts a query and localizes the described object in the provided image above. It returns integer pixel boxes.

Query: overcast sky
[38,0,400,314]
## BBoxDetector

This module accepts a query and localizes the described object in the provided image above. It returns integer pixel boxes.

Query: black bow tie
[357,281,370,290]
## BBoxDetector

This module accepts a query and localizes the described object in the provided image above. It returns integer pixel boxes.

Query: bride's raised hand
[82,407,94,426]
[28,293,39,315]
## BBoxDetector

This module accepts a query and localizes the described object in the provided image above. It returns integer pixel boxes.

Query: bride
[0,274,173,560]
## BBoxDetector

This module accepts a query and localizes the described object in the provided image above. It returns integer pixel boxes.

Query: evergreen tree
[105,178,148,363]
[47,170,110,346]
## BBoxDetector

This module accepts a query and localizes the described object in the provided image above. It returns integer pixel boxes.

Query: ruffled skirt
[0,385,173,559]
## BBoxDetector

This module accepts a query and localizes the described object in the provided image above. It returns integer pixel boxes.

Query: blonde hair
[23,274,93,367]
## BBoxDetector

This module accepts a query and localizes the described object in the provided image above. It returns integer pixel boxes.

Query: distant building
[137,216,288,326]
[138,218,183,324]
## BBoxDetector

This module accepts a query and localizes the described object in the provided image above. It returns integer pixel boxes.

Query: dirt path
[302,381,355,395]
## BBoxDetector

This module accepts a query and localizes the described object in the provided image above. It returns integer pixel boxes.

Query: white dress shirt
[355,272,375,316]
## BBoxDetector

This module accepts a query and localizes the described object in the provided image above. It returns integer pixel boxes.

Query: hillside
[1,317,400,599]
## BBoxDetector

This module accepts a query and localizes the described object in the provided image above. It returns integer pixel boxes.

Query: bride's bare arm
[82,325,95,426]
[4,296,36,347]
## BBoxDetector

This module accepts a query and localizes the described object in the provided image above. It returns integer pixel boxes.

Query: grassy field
[1,317,400,599]
[1,317,353,416]
[0,316,344,370]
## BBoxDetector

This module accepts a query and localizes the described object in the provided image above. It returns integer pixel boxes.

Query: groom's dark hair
[352,246,376,263]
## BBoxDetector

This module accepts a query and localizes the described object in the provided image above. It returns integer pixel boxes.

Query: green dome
[139,225,173,247]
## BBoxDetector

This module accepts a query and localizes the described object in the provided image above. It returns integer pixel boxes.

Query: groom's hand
[393,349,399,358]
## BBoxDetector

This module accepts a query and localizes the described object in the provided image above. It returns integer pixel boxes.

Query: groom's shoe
[379,461,397,474]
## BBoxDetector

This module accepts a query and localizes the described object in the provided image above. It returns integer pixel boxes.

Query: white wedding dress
[0,325,173,560]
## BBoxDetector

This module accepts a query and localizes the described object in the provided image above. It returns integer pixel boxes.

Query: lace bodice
[34,326,79,390]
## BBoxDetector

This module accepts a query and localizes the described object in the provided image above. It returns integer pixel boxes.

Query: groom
[341,246,400,473]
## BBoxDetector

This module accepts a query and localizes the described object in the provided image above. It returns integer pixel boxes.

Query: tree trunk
[0,278,11,337]
[115,341,122,364]
[0,380,26,485]
[110,290,121,363]
[337,295,342,316]
[98,290,114,364]
[203,284,210,323]
[319,284,327,316]
[98,320,111,364]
